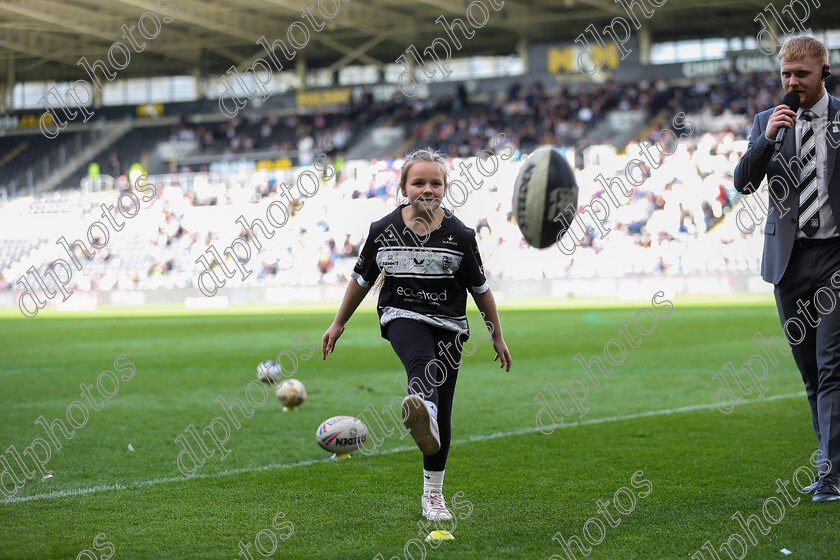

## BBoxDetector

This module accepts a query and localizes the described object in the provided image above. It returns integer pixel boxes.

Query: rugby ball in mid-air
[276,379,306,409]
[512,146,579,249]
[316,416,368,454]
[257,360,281,383]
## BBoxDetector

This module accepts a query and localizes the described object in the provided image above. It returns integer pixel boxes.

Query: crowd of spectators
[5,69,832,295]
[404,78,680,159]
[149,78,678,170]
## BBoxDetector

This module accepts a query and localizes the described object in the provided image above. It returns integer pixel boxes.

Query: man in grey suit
[735,36,840,502]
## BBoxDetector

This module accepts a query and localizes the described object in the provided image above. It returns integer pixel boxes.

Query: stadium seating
[4,69,821,295]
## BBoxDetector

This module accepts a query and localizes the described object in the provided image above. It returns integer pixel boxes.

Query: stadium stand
[2,67,838,299]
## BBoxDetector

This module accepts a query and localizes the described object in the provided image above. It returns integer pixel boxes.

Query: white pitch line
[1,391,806,505]
[459,390,806,443]
[0,446,418,505]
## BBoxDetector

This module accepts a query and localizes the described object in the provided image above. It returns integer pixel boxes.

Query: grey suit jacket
[734,94,840,284]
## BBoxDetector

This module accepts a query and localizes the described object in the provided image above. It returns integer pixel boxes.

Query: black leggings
[386,318,464,471]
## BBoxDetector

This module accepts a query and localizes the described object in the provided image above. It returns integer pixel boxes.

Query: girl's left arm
[471,288,512,372]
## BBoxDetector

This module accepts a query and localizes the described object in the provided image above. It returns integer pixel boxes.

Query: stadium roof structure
[1,0,840,84]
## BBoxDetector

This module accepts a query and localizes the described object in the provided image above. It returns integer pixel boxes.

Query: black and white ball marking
[512,146,579,249]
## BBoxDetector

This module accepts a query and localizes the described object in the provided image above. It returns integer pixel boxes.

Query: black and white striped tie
[798,110,819,237]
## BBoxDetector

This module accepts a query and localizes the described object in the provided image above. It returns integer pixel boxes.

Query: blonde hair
[398,148,449,198]
[779,36,828,64]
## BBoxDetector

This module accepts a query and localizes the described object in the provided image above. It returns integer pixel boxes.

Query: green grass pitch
[1,298,839,559]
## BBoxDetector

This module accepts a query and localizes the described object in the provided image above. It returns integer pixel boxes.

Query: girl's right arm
[322,279,372,359]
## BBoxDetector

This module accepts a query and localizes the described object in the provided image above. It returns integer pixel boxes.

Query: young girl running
[321,148,511,521]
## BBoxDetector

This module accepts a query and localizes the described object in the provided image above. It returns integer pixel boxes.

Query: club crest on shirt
[828,110,840,148]
[442,256,452,270]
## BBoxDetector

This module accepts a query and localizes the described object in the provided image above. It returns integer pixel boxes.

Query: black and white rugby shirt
[351,203,489,339]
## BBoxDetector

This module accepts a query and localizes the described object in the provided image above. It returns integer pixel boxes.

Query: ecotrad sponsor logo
[397,287,448,301]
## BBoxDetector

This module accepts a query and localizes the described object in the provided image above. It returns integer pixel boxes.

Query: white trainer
[402,395,441,455]
[422,490,453,521]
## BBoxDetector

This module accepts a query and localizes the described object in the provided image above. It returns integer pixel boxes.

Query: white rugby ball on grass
[276,379,306,408]
[316,416,368,454]
[257,360,281,383]
[512,146,579,249]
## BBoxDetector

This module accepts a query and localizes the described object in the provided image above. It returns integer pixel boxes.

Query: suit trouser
[774,238,840,476]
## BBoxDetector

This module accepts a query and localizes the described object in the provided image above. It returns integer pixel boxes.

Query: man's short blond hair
[779,36,828,65]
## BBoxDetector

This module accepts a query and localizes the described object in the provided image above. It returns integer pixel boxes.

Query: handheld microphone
[774,92,801,153]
